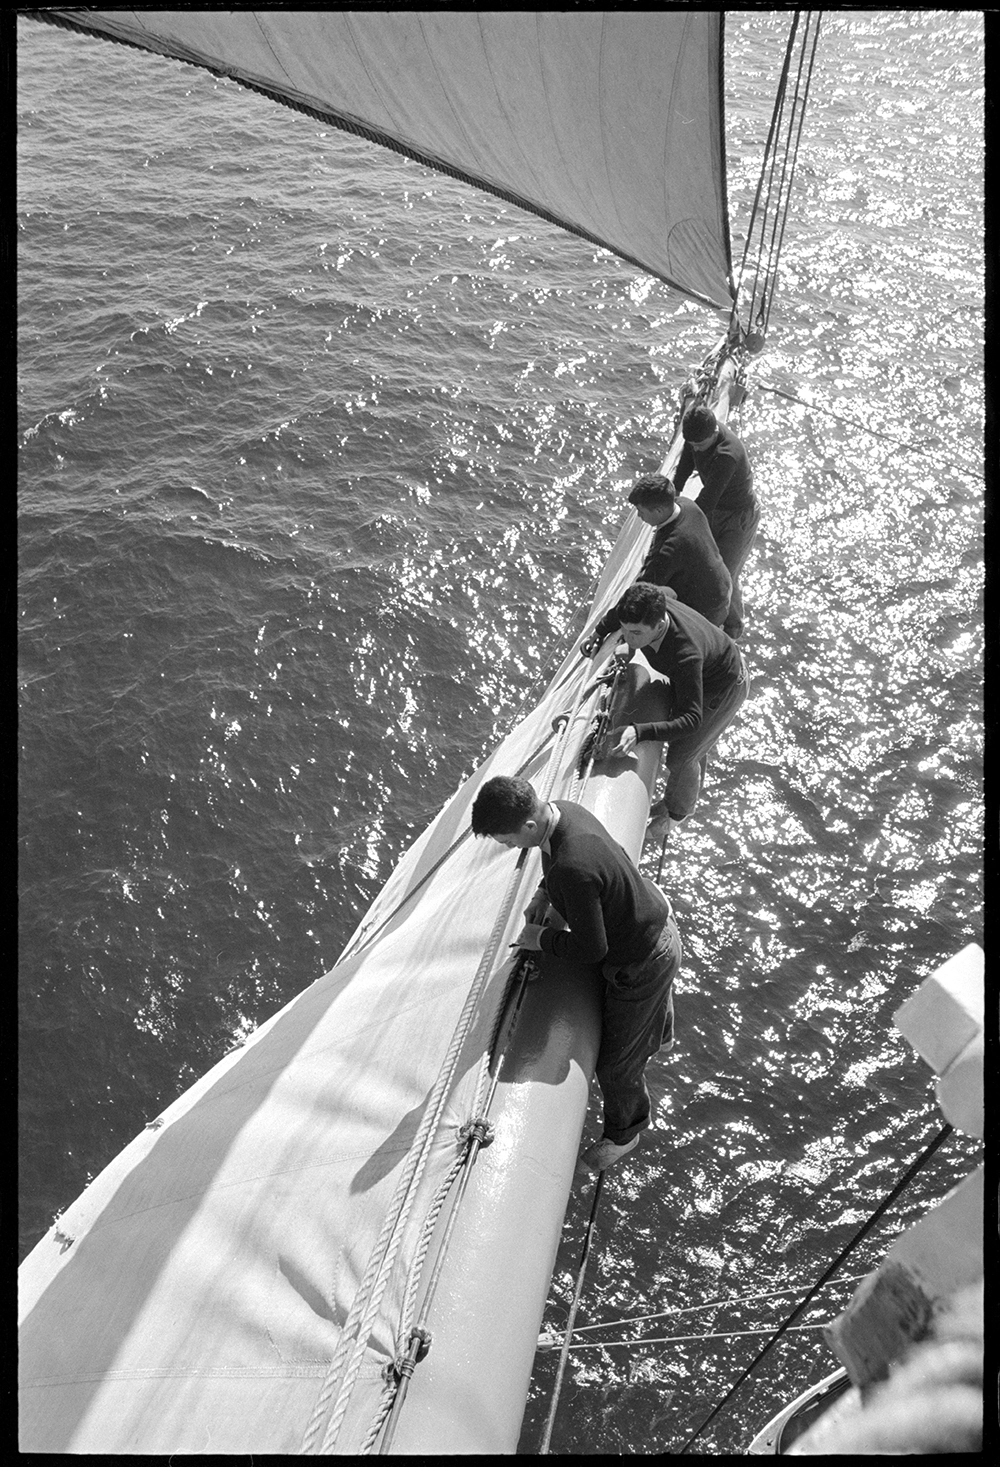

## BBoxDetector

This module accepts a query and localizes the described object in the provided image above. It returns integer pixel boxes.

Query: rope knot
[458,1117,495,1150]
[391,1327,432,1382]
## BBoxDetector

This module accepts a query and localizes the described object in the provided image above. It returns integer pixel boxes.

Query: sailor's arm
[692,447,737,521]
[612,650,704,746]
[673,439,695,494]
[536,874,609,965]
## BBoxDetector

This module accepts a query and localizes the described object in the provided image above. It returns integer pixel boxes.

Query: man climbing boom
[470,775,681,1172]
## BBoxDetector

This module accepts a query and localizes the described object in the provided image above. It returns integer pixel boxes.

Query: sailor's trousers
[710,501,761,640]
[597,912,682,1144]
[661,655,750,820]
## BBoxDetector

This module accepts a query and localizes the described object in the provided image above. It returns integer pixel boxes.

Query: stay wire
[752,11,817,337]
[755,15,811,333]
[761,13,822,338]
[554,1322,833,1354]
[539,1171,607,1454]
[732,10,800,332]
[541,1274,873,1343]
[749,63,792,331]
[750,380,957,460]
[674,1119,954,1455]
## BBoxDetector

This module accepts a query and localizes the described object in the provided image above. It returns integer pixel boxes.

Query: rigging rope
[751,381,960,459]
[540,1274,873,1344]
[675,1119,954,1454]
[552,1322,833,1353]
[374,661,626,1451]
[327,301,746,1454]
[374,954,537,1453]
[731,11,822,349]
[760,13,822,338]
[315,668,603,1453]
[539,1172,606,1455]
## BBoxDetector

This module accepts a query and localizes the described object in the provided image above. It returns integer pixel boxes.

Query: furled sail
[17,502,663,1454]
[29,8,733,308]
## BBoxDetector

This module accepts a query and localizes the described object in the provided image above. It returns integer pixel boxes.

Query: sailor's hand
[610,724,638,757]
[523,892,548,924]
[513,922,544,951]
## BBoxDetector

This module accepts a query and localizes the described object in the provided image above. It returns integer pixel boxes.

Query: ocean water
[17,11,982,1456]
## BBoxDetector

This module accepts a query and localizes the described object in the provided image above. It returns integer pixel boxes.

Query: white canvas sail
[19,10,735,1454]
[30,8,733,308]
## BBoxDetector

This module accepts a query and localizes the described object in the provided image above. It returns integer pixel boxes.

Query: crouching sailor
[603,581,750,840]
[470,774,681,1173]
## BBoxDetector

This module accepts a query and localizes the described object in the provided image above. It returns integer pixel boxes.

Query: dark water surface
[18,12,982,1454]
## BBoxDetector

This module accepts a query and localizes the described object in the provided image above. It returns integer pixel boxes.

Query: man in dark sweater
[674,404,760,640]
[582,475,731,651]
[607,582,749,839]
[471,775,682,1172]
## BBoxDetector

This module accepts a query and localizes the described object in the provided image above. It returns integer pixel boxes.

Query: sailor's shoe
[646,802,674,843]
[576,1133,640,1174]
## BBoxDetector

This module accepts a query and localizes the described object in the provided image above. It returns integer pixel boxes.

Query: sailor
[606,581,750,839]
[580,474,731,653]
[673,403,760,640]
[470,774,681,1173]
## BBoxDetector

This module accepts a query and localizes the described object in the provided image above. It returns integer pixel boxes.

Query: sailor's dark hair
[471,774,538,836]
[618,581,668,626]
[681,404,717,442]
[628,474,676,510]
